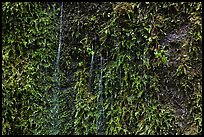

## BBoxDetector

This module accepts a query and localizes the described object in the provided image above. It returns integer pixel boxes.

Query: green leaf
[162,56,167,63]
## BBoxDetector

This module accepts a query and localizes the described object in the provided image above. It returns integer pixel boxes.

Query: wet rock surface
[156,23,194,133]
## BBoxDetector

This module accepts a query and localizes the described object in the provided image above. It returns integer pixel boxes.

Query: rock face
[157,23,192,132]
[160,23,190,47]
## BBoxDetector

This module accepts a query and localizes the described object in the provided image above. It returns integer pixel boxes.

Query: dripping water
[118,24,122,90]
[118,52,121,85]
[118,25,123,131]
[119,64,122,88]
[54,2,63,77]
[89,42,94,92]
[96,37,104,135]
[51,2,63,135]
[77,2,80,38]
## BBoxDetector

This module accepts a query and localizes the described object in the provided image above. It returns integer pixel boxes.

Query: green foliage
[2,2,202,135]
[2,2,62,135]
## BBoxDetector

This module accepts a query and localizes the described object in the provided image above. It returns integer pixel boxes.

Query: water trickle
[119,65,122,88]
[96,38,105,135]
[54,2,63,77]
[51,2,63,135]
[89,43,94,92]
